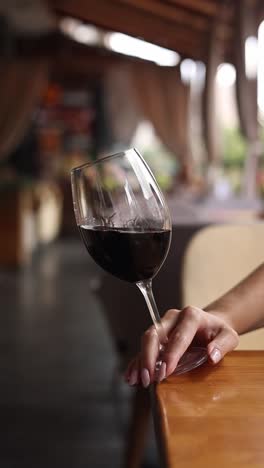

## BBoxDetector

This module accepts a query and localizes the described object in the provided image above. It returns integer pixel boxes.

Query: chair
[182,223,264,349]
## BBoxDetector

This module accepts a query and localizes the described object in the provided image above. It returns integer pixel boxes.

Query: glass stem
[137,279,168,347]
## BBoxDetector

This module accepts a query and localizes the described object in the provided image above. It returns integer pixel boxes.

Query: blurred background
[1,1,264,467]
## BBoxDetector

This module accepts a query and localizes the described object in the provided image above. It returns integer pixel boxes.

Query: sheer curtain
[104,65,140,148]
[0,58,49,161]
[104,62,192,182]
[131,62,192,181]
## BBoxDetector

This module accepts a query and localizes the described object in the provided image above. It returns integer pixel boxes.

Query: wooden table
[152,351,264,468]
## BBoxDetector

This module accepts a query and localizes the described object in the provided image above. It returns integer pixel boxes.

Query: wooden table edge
[150,351,264,468]
[150,383,170,468]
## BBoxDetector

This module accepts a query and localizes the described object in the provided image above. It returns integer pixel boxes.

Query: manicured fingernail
[129,369,138,386]
[157,362,167,383]
[210,348,221,364]
[141,368,150,388]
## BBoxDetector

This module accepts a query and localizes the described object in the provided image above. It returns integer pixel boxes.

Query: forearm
[205,263,264,335]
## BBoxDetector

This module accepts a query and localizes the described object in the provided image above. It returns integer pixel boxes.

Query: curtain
[203,34,221,166]
[104,65,140,148]
[130,62,192,180]
[234,0,259,198]
[105,62,192,182]
[0,58,49,161]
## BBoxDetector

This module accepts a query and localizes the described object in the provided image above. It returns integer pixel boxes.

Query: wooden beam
[50,0,207,60]
[166,0,220,17]
[258,0,264,22]
[116,0,210,32]
[116,0,239,47]
[116,0,233,43]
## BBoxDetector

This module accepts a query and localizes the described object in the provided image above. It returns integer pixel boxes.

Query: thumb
[207,327,239,364]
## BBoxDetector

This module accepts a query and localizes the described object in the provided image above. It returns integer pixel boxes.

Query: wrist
[204,307,237,332]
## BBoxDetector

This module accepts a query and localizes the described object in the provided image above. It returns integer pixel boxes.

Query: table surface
[152,351,264,468]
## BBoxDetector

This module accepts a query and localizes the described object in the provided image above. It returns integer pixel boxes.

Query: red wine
[79,226,171,283]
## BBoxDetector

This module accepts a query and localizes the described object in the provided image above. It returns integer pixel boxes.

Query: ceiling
[49,0,264,64]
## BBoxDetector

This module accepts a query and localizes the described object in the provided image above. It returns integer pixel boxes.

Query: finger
[161,306,201,377]
[140,326,160,385]
[124,355,140,385]
[207,327,239,364]
[124,357,135,381]
[139,309,181,387]
[160,309,181,335]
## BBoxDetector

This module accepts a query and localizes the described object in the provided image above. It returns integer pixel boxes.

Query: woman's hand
[125,306,239,388]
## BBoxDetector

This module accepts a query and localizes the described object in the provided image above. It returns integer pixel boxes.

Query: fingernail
[157,362,167,383]
[210,348,221,364]
[141,368,150,388]
[129,369,138,386]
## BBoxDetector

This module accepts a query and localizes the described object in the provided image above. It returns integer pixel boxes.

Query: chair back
[182,223,264,349]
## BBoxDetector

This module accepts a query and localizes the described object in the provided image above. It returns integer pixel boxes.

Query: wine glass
[71,148,207,376]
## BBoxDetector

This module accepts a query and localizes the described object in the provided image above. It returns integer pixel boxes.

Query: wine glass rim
[70,147,140,173]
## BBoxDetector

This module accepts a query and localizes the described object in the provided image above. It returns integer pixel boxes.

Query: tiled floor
[0,240,158,468]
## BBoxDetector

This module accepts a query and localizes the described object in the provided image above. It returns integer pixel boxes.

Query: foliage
[142,146,178,191]
[222,127,247,168]
[222,126,264,196]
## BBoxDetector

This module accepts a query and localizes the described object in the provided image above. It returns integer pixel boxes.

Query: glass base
[173,347,208,375]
